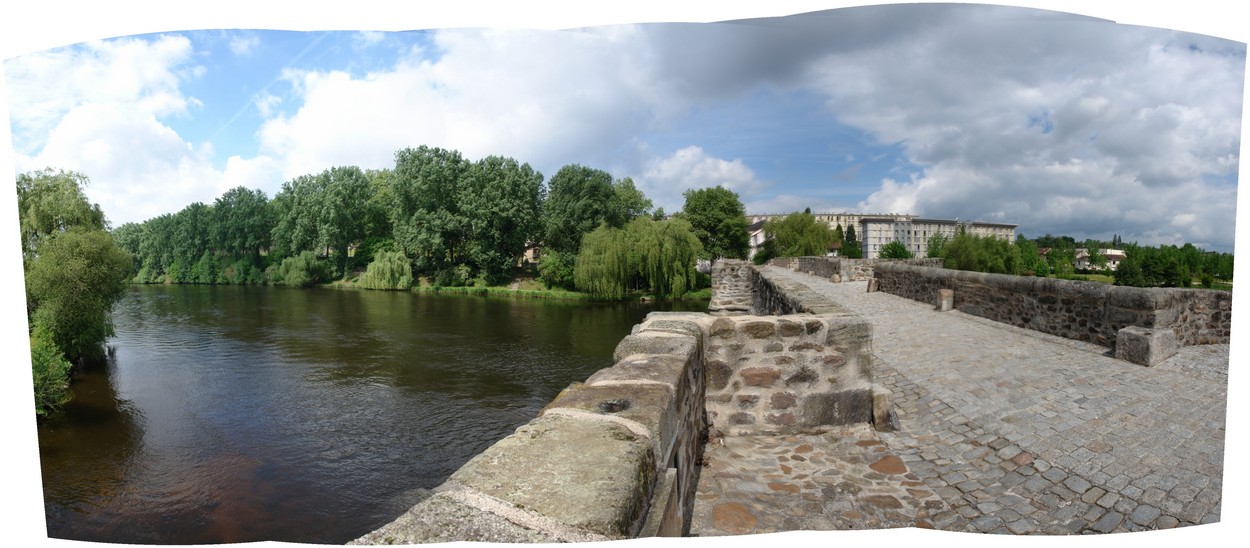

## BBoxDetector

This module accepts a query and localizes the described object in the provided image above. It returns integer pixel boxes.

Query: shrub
[538,251,575,290]
[359,251,414,290]
[30,328,73,416]
[269,251,332,287]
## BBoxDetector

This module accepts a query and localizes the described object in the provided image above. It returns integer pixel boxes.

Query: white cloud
[803,7,1243,249]
[4,34,250,224]
[634,145,768,212]
[250,26,692,182]
[229,34,259,56]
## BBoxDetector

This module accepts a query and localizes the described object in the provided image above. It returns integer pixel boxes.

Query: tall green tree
[390,146,471,279]
[843,223,862,258]
[16,169,106,262]
[459,156,544,285]
[679,186,749,260]
[25,228,133,361]
[542,164,618,256]
[213,186,272,258]
[764,212,833,257]
[18,170,131,370]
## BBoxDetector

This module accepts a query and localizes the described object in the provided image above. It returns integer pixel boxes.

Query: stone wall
[352,313,708,543]
[792,256,944,282]
[873,263,1233,350]
[709,260,754,315]
[703,315,876,436]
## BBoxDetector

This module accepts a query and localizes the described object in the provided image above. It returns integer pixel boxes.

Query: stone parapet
[793,256,943,283]
[873,263,1232,351]
[353,312,708,543]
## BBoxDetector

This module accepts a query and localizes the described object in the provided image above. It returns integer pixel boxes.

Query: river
[35,285,706,544]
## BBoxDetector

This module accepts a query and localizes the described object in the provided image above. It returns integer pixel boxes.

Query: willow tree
[573,217,702,300]
[629,217,702,299]
[573,225,633,299]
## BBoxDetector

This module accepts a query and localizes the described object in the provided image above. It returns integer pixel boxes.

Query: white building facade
[747,212,1017,259]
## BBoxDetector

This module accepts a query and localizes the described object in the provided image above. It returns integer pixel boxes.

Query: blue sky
[1,3,1247,548]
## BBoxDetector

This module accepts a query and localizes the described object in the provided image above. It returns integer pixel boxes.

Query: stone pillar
[936,289,953,312]
[866,278,878,292]
[1115,326,1178,366]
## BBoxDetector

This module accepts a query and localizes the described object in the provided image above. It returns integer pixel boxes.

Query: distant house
[746,220,768,260]
[1075,248,1126,271]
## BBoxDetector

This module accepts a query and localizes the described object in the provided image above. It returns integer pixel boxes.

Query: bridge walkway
[689,267,1227,535]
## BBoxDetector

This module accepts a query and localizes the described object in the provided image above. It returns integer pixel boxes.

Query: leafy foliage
[878,240,913,259]
[268,251,332,287]
[764,212,833,257]
[679,186,749,260]
[573,217,702,299]
[29,330,73,416]
[24,227,133,363]
[16,168,107,261]
[359,251,414,290]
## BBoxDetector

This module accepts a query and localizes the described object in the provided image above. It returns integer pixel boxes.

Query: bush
[30,328,73,416]
[359,251,414,290]
[538,251,576,290]
[269,251,332,287]
[431,264,474,287]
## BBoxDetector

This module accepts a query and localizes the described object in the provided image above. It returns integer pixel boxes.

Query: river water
[36,285,705,544]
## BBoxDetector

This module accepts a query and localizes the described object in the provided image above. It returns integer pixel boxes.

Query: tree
[879,240,913,259]
[390,146,471,278]
[832,224,845,253]
[609,177,653,226]
[843,224,862,258]
[16,168,106,262]
[679,186,749,260]
[573,217,702,299]
[926,233,948,259]
[24,227,132,362]
[213,186,272,258]
[764,212,833,257]
[18,170,132,369]
[459,156,544,285]
[542,164,618,255]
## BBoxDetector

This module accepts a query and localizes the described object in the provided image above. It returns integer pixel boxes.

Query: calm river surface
[36,285,706,544]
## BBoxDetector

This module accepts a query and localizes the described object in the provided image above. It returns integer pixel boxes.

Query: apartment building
[748,212,1017,259]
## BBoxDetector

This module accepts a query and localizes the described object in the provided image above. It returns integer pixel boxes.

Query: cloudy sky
[2,2,1244,252]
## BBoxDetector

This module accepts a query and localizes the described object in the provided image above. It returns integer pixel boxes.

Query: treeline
[107,146,754,298]
[926,230,1233,288]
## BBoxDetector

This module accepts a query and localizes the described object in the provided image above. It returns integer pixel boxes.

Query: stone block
[871,383,897,432]
[348,492,557,544]
[937,288,954,312]
[450,413,655,539]
[1115,326,1178,367]
[542,382,676,465]
[800,387,873,427]
[613,332,698,363]
[586,353,689,391]
[867,278,879,292]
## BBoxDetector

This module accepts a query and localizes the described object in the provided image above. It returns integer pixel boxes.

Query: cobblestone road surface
[690,267,1227,536]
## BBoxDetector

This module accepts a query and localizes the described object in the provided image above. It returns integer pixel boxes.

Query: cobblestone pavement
[690,268,1227,536]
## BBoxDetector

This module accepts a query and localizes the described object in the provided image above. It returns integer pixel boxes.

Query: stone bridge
[351,259,1228,542]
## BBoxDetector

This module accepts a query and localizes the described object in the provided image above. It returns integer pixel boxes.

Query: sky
[2,1,1245,252]
[2,3,1247,548]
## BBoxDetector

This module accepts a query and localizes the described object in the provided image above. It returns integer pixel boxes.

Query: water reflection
[37,285,705,544]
